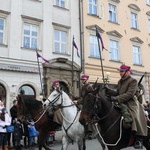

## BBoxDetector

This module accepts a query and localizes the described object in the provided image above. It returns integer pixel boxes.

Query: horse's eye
[53,94,57,97]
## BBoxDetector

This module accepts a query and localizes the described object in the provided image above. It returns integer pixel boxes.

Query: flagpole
[95,26,105,85]
[72,36,75,93]
[36,50,44,96]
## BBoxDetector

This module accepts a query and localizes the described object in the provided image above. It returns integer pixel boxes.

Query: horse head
[17,96,43,123]
[17,96,29,123]
[79,86,112,126]
[47,89,63,108]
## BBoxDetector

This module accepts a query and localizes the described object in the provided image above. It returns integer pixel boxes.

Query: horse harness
[47,90,79,144]
[82,93,122,137]
[19,98,47,124]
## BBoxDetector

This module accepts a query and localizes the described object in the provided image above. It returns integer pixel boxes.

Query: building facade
[80,0,150,102]
[0,0,81,109]
[0,0,150,110]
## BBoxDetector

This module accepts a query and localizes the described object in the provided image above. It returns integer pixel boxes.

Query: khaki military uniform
[106,76,147,136]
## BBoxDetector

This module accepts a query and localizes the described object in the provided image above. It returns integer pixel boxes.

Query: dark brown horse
[79,88,150,150]
[17,96,59,150]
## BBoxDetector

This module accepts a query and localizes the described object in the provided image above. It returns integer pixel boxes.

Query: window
[147,0,150,5]
[131,12,138,29]
[109,39,119,61]
[23,23,38,49]
[133,45,141,65]
[0,18,5,44]
[148,19,150,33]
[109,4,117,23]
[54,29,67,54]
[89,35,100,58]
[56,0,65,7]
[89,0,97,15]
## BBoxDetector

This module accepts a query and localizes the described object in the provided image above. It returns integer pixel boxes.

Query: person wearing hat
[73,74,93,108]
[104,64,147,148]
[52,81,60,90]
[0,107,11,150]
[73,74,94,140]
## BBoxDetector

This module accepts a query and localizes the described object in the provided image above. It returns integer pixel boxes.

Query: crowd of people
[1,64,150,149]
[0,100,39,150]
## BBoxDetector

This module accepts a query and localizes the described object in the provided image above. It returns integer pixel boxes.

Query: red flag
[36,52,50,63]
[96,28,108,51]
[73,40,80,57]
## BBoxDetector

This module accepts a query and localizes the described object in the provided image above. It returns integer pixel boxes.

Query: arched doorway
[0,84,6,106]
[18,85,36,99]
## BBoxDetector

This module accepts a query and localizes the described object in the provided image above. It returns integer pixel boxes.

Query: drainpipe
[79,0,85,74]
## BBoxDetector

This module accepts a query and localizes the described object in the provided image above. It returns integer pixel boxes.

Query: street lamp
[102,72,110,84]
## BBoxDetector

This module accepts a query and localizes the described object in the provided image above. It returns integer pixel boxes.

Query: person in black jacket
[13,119,23,150]
[9,100,18,148]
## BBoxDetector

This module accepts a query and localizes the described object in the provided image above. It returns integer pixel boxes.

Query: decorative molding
[0,10,10,15]
[52,22,71,29]
[86,24,104,33]
[21,15,43,22]
[146,11,150,16]
[106,30,123,38]
[128,4,141,11]
[130,37,144,44]
[109,0,120,4]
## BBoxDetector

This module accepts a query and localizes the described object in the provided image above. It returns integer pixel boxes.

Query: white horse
[45,89,86,150]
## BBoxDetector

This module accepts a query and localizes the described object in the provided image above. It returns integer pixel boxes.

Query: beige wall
[81,0,150,101]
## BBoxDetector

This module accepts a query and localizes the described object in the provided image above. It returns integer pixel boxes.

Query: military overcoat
[107,76,147,136]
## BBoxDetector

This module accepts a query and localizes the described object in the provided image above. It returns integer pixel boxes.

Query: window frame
[23,23,39,49]
[109,39,120,61]
[54,29,67,54]
[0,11,9,46]
[0,17,5,44]
[88,0,98,15]
[148,19,150,34]
[89,34,100,58]
[108,3,117,23]
[21,16,42,50]
[147,0,150,5]
[132,44,142,65]
[130,12,138,29]
[55,0,65,8]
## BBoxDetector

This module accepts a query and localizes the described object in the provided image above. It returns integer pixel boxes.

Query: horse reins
[21,98,48,124]
[50,90,80,144]
[82,93,124,146]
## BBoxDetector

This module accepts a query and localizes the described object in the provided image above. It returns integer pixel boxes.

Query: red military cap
[117,65,133,74]
[80,74,89,80]
[52,80,59,85]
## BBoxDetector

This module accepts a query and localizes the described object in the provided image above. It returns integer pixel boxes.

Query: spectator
[13,119,23,150]
[0,108,11,150]
[28,121,39,150]
[0,100,4,113]
[9,100,18,148]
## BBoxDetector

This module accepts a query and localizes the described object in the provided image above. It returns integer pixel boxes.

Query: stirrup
[134,140,143,149]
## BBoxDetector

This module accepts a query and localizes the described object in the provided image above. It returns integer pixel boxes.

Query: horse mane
[22,97,42,110]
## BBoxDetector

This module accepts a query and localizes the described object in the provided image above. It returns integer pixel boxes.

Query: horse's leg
[61,135,69,150]
[38,132,52,150]
[77,138,86,150]
[96,134,106,150]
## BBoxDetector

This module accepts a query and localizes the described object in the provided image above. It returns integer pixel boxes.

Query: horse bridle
[82,92,118,123]
[47,89,75,109]
[19,98,47,124]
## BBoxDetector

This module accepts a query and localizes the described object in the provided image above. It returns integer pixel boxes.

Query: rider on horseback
[104,64,147,149]
[73,74,94,140]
